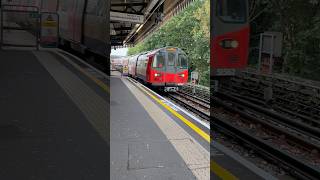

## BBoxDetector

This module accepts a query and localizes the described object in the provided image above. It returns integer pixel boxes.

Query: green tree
[249,0,320,80]
[128,0,210,86]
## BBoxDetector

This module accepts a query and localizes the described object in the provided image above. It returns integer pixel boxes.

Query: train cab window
[168,51,175,66]
[217,0,246,23]
[152,52,165,68]
[178,54,188,69]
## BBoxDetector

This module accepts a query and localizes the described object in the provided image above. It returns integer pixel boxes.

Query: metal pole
[269,35,274,74]
[257,33,263,73]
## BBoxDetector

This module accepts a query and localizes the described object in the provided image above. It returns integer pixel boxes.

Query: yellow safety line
[58,53,237,180]
[79,68,110,93]
[211,161,239,180]
[129,79,239,180]
[57,52,110,93]
[137,82,210,142]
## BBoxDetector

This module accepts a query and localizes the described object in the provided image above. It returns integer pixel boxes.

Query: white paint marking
[53,49,110,80]
[161,100,179,111]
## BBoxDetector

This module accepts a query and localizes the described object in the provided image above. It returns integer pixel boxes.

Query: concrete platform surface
[0,50,109,179]
[110,74,210,180]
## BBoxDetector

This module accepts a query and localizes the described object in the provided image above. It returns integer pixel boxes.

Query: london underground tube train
[1,0,109,72]
[128,47,189,92]
[211,0,250,77]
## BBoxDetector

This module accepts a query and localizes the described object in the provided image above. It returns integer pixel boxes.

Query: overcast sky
[111,48,128,56]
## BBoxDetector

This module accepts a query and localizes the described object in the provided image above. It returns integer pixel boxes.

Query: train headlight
[179,74,185,77]
[155,73,161,77]
[219,40,239,49]
[230,40,239,48]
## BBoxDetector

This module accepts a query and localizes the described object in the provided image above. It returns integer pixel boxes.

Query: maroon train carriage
[128,47,189,92]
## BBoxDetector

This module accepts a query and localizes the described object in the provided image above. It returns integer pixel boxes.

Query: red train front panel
[211,0,249,76]
[146,48,188,87]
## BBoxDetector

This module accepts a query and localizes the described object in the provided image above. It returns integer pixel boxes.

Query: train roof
[125,47,186,60]
[133,47,184,56]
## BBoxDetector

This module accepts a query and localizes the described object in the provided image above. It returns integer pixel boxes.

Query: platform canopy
[110,0,194,48]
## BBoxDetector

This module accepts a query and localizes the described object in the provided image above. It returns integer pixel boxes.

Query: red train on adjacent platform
[211,0,250,77]
[128,47,188,92]
[1,0,109,71]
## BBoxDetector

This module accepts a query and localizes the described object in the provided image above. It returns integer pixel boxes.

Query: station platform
[111,71,278,180]
[110,71,210,180]
[211,141,277,180]
[0,49,109,179]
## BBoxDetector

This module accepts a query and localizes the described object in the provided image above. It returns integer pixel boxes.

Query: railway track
[221,71,320,122]
[163,91,210,121]
[177,82,320,179]
[62,49,320,179]
[213,94,320,180]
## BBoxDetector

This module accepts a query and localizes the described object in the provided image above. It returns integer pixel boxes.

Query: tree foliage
[128,0,210,86]
[249,0,320,80]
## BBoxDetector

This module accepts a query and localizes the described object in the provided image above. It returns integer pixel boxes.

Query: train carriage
[128,54,140,77]
[128,47,189,92]
[2,0,109,66]
[211,0,250,77]
[58,0,108,58]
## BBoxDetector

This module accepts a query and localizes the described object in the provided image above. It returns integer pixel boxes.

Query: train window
[168,52,175,66]
[178,54,188,69]
[152,52,165,68]
[217,0,246,23]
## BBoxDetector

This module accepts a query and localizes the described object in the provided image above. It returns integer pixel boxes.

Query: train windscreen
[152,51,165,68]
[178,53,188,69]
[168,52,175,66]
[217,0,247,23]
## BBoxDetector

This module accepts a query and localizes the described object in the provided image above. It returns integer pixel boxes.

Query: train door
[211,0,249,76]
[151,50,166,84]
[176,50,188,84]
[73,0,86,43]
[134,55,140,77]
[165,48,178,84]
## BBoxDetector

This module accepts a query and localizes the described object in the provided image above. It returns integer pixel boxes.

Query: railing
[180,83,210,101]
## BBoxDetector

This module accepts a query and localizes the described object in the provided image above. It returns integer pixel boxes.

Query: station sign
[258,32,283,74]
[261,32,283,57]
[110,11,144,24]
[191,71,199,85]
[40,13,59,47]
[191,71,199,80]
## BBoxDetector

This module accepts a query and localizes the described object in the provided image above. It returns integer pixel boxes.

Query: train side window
[217,0,246,23]
[178,54,188,69]
[152,52,165,68]
[168,52,175,66]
